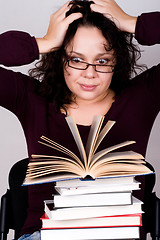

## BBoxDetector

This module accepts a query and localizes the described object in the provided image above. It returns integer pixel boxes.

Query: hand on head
[37,1,83,54]
[90,0,137,33]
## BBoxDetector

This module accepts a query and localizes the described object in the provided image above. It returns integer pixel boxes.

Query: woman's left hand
[90,0,137,33]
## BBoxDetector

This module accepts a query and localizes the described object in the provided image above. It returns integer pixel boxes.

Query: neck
[64,89,115,126]
[78,90,111,105]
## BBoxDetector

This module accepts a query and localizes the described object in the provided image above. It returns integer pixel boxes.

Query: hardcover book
[44,196,143,220]
[41,213,142,229]
[41,226,140,239]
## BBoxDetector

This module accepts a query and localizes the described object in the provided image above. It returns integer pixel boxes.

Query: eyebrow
[68,51,114,58]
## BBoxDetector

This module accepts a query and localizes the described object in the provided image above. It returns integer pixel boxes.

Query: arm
[0,31,39,67]
[0,31,39,114]
[0,2,78,65]
[90,1,160,55]
[91,0,160,46]
[135,12,160,45]
[135,12,160,106]
[0,30,40,113]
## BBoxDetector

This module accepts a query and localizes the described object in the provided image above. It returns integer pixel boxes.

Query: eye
[70,57,83,64]
[97,58,108,65]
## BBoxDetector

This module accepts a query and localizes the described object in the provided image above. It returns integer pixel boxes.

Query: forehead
[66,26,114,56]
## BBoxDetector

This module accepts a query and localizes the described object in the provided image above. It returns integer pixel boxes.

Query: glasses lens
[69,60,87,70]
[96,65,114,73]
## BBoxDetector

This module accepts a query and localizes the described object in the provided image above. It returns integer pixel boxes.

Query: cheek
[64,67,79,83]
[64,68,71,84]
[63,67,70,78]
[101,73,113,89]
[63,69,76,91]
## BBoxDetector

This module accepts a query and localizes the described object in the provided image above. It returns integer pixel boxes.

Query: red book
[41,212,142,229]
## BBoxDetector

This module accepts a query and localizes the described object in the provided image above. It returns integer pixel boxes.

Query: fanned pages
[24,115,152,185]
[65,116,87,169]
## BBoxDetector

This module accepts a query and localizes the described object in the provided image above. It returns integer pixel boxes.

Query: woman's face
[64,26,116,104]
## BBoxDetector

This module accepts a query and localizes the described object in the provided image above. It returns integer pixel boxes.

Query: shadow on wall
[0,107,28,197]
[146,112,160,198]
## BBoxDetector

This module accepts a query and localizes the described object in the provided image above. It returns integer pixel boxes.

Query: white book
[55,176,136,187]
[55,181,140,196]
[44,196,143,220]
[41,226,140,240]
[54,191,132,208]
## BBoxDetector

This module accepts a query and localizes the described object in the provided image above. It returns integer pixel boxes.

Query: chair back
[0,158,28,240]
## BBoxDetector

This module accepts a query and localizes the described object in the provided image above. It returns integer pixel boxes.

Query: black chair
[0,159,160,240]
[0,158,28,240]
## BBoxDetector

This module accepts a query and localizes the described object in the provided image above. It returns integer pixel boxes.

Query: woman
[0,0,160,239]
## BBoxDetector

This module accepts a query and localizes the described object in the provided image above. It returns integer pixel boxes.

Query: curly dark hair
[29,0,143,113]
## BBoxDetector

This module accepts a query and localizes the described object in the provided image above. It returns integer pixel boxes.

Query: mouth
[80,84,97,91]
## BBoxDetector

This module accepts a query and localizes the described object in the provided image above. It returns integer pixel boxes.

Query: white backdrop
[0,0,160,239]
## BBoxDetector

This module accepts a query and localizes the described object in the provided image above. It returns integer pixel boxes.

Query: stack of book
[23,115,152,239]
[41,176,143,240]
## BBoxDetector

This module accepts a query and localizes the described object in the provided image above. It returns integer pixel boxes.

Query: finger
[49,3,71,30]
[62,12,83,29]
[91,0,120,19]
[53,3,70,18]
[91,3,106,13]
[90,0,116,13]
[92,0,111,6]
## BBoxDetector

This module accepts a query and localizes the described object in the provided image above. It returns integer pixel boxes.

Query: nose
[82,64,97,78]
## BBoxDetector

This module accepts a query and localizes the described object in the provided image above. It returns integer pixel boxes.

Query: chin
[76,95,99,102]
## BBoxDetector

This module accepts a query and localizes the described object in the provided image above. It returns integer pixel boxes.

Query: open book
[24,115,152,185]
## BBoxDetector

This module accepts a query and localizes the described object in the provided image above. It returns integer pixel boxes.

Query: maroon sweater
[0,12,160,237]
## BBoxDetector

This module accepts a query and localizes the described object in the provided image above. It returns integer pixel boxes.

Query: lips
[80,83,97,91]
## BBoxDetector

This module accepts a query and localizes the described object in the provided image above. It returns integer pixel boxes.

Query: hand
[36,1,82,54]
[90,0,137,33]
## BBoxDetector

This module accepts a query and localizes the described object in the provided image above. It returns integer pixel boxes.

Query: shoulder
[120,65,160,107]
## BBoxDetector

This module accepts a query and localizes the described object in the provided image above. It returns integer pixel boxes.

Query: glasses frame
[67,59,115,73]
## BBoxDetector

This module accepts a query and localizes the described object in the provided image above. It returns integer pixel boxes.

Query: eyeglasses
[67,59,115,73]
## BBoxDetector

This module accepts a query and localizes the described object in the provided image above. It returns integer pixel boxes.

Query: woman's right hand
[36,1,82,54]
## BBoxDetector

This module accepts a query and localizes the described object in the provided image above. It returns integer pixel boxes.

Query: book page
[31,155,85,170]
[38,136,82,166]
[90,162,152,179]
[24,156,87,184]
[94,120,115,153]
[85,115,104,166]
[24,173,82,185]
[66,116,87,168]
[89,150,144,169]
[90,140,137,167]
[26,161,84,178]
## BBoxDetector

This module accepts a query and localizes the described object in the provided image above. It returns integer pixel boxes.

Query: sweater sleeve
[134,12,160,107]
[0,31,39,115]
[135,12,160,45]
[0,31,39,66]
